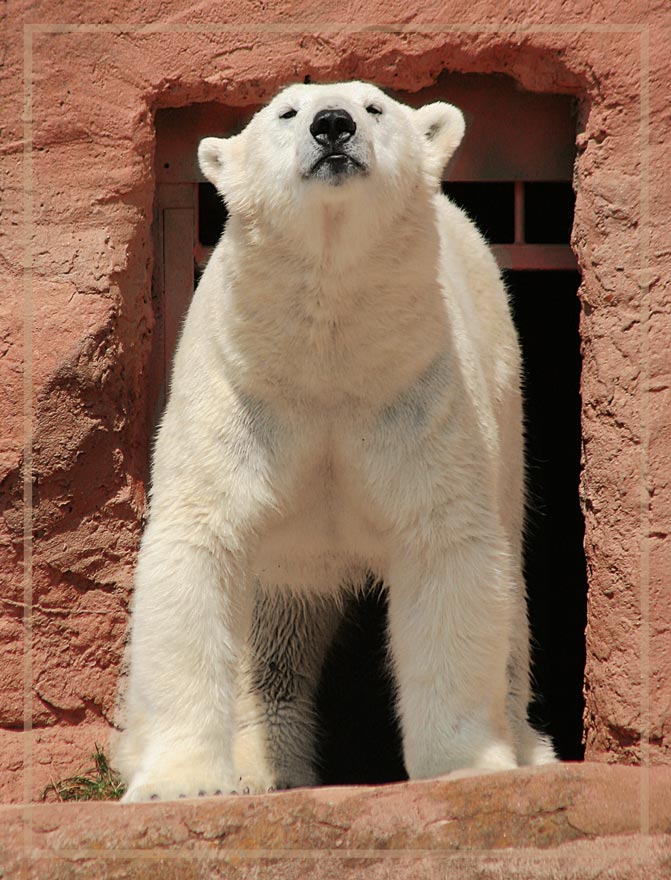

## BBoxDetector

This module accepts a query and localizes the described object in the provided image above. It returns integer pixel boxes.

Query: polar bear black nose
[310,109,357,148]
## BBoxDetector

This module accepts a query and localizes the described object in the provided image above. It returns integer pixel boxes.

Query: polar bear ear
[198,136,235,190]
[414,102,466,179]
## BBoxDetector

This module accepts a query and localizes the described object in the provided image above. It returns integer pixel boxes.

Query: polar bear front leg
[386,536,519,779]
[117,519,253,803]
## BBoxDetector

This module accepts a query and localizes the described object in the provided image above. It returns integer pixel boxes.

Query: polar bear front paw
[123,780,233,803]
[121,757,237,803]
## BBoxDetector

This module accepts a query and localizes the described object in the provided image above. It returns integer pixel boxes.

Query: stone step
[2,762,670,879]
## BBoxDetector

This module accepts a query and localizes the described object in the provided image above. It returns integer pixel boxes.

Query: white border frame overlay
[21,18,651,868]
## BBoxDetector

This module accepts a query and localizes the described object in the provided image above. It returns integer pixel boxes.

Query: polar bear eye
[366,105,382,115]
[279,108,297,119]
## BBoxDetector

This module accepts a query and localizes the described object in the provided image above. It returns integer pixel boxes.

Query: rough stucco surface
[3,764,671,879]
[0,0,670,802]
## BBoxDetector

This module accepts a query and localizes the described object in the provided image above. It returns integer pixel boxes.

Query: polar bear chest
[251,433,388,593]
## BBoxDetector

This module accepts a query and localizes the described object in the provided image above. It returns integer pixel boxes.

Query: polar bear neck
[228,194,441,314]
[238,181,438,279]
[207,193,450,407]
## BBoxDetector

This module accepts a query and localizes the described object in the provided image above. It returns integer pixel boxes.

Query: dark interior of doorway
[196,179,587,783]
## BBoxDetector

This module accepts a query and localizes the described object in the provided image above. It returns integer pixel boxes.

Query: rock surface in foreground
[2,763,670,879]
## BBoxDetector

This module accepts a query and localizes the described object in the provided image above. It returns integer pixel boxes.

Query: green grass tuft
[41,744,126,802]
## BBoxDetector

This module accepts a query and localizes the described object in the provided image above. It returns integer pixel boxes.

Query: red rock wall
[1,1,669,802]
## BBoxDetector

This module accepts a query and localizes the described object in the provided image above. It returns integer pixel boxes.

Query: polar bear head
[198,82,465,246]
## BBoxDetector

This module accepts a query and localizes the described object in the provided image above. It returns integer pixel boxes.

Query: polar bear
[115,81,556,803]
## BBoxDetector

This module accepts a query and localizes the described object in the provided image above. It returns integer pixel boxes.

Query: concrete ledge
[2,763,670,878]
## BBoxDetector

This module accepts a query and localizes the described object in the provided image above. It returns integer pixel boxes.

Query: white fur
[115,81,555,802]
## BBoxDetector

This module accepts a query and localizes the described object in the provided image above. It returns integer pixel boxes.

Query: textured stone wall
[1,0,669,802]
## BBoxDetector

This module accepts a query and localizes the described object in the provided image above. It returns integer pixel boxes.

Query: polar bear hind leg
[234,591,341,793]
